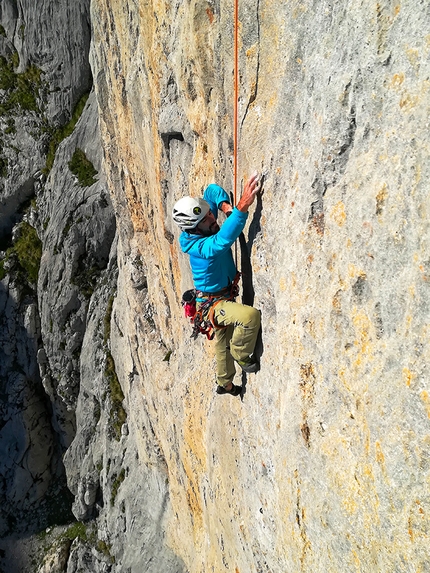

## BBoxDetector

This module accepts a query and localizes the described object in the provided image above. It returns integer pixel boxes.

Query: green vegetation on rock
[0,221,42,285]
[71,257,101,299]
[68,147,98,187]
[61,521,88,542]
[44,92,90,173]
[105,352,127,441]
[110,468,126,506]
[0,155,8,178]
[0,55,42,113]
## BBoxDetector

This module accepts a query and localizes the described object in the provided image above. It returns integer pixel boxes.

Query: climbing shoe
[216,384,242,396]
[238,357,260,374]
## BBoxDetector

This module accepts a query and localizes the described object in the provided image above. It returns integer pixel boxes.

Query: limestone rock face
[37,91,116,447]
[0,1,429,573]
[0,280,59,537]
[84,0,429,571]
[0,0,92,237]
[0,0,93,545]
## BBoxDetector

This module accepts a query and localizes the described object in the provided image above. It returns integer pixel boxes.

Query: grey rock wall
[1,1,183,570]
[87,0,430,572]
[1,1,429,573]
[0,0,92,543]
[0,0,91,237]
[36,90,116,448]
[0,275,60,537]
[0,0,101,567]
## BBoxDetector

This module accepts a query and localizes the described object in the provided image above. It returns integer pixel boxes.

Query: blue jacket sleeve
[194,207,248,259]
[203,184,231,218]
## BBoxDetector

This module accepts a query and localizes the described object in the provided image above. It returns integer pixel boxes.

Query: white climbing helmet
[172,196,210,230]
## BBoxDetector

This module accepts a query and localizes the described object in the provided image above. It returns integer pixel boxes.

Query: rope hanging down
[233,0,239,208]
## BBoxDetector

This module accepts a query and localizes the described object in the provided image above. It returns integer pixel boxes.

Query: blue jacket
[179,184,248,292]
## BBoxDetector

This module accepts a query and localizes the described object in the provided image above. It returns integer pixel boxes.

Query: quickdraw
[181,273,241,340]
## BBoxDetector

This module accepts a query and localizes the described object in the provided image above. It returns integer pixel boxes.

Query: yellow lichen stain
[338,367,351,392]
[419,264,429,281]
[399,92,418,111]
[394,4,401,16]
[406,47,420,69]
[291,272,297,290]
[376,183,388,217]
[327,253,337,272]
[363,463,375,480]
[416,500,425,515]
[420,391,430,418]
[342,496,358,515]
[331,201,346,227]
[403,367,416,387]
[375,441,385,465]
[408,514,414,541]
[352,310,373,367]
[389,72,405,89]
[352,549,361,569]
[332,292,341,313]
[279,276,287,292]
[346,238,352,248]
[348,263,358,278]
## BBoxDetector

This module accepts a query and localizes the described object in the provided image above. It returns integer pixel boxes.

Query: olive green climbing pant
[211,300,261,388]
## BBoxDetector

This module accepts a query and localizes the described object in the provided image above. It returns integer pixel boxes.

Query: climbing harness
[181,273,241,340]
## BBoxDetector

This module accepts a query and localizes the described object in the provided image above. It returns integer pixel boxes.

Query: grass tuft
[0,221,42,285]
[68,148,98,187]
[0,56,41,113]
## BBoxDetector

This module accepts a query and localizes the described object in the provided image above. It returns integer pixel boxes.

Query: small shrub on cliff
[0,55,16,91]
[1,221,42,285]
[44,91,90,173]
[68,147,98,187]
[12,222,42,284]
[0,56,42,113]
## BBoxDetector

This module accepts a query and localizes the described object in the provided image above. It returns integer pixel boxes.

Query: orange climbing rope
[233,0,240,266]
[233,0,239,208]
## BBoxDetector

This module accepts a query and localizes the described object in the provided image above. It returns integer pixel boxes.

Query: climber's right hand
[237,171,262,213]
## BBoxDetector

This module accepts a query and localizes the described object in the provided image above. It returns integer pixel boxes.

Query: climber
[172,172,262,397]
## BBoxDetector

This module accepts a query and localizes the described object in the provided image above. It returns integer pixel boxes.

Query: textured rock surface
[0,276,61,537]
[86,0,430,571]
[0,0,92,545]
[0,1,429,572]
[37,90,116,447]
[0,0,91,237]
[0,0,99,566]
